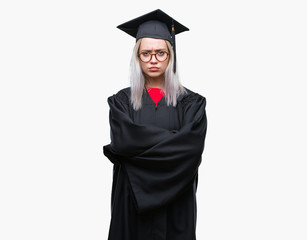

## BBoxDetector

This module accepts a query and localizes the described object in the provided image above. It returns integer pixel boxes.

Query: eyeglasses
[138,51,169,63]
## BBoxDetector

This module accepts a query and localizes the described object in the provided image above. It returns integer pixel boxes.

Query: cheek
[161,61,169,71]
[140,62,146,72]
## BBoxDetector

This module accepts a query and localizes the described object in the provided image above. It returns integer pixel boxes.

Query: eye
[141,52,149,56]
[157,51,166,56]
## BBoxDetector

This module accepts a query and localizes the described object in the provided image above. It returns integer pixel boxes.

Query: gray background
[1,0,306,239]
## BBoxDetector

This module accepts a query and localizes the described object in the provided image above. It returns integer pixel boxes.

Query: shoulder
[116,86,131,96]
[180,86,206,107]
[109,87,131,104]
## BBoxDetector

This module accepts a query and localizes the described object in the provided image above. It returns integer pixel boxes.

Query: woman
[103,9,208,240]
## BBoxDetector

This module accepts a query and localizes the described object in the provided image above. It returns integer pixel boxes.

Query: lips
[149,67,159,71]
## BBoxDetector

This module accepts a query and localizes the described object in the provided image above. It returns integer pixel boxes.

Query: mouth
[149,67,159,71]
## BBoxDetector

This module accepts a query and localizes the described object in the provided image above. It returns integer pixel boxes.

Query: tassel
[171,19,176,73]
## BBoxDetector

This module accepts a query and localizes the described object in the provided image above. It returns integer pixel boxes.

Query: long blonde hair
[129,38,187,111]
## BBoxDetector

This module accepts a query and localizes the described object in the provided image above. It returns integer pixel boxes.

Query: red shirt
[146,86,165,106]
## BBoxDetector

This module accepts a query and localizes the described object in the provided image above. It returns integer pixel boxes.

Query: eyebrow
[139,48,168,52]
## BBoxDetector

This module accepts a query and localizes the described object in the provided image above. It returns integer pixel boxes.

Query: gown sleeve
[103,90,207,214]
[103,91,174,159]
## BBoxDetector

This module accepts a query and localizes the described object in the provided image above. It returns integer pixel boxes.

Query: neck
[145,77,164,89]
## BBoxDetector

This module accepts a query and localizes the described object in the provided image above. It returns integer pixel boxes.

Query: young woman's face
[138,38,170,80]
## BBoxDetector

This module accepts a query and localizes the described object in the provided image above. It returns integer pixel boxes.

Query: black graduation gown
[103,86,207,240]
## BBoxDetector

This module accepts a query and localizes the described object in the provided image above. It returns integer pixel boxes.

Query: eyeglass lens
[139,52,168,62]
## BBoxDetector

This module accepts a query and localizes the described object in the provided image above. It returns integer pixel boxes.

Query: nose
[150,54,158,63]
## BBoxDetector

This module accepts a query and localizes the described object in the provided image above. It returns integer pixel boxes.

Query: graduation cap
[117,9,189,73]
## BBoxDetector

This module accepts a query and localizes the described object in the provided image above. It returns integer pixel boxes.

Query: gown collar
[140,86,186,106]
[143,87,166,106]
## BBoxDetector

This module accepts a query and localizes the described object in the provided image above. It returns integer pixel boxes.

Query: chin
[146,72,163,78]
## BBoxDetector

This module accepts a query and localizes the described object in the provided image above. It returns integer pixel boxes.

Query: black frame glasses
[138,51,169,63]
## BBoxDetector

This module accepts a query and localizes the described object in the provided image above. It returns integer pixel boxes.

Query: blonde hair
[129,38,187,111]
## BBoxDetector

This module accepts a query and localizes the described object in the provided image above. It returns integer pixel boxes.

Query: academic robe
[103,86,207,240]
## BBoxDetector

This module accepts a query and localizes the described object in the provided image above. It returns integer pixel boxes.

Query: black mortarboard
[117,9,189,73]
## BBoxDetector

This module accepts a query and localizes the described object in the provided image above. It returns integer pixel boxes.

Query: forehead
[139,37,168,50]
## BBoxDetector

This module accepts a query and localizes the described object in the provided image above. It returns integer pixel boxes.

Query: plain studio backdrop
[0,0,306,239]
